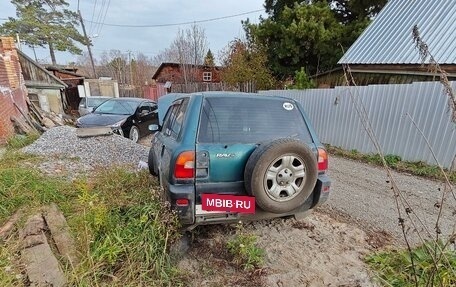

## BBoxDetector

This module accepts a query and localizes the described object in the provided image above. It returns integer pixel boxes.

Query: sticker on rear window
[283,102,294,111]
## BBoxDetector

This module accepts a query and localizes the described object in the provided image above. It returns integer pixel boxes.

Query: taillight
[318,148,328,172]
[176,198,189,206]
[174,151,195,179]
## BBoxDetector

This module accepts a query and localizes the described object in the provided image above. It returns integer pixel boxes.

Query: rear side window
[198,97,312,144]
[162,98,189,139]
[138,101,156,114]
[88,98,108,107]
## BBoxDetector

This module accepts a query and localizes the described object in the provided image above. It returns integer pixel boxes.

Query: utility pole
[78,7,97,78]
[31,46,38,62]
[128,50,133,86]
[15,33,21,50]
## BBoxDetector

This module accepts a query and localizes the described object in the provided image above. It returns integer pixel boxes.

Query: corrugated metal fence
[259,81,456,169]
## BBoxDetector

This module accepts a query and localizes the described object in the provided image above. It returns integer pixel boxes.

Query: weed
[0,166,72,223]
[0,151,39,170]
[326,145,456,184]
[227,225,264,271]
[0,150,76,286]
[366,241,456,287]
[200,262,216,277]
[0,150,184,286]
[6,133,39,150]
[384,154,402,167]
[69,169,183,286]
[0,246,20,287]
[366,153,383,165]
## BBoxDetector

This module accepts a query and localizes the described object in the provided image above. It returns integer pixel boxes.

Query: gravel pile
[23,126,149,169]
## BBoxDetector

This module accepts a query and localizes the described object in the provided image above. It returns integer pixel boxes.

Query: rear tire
[244,138,318,214]
[148,147,158,176]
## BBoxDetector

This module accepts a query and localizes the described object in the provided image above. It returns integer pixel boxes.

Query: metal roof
[338,0,456,65]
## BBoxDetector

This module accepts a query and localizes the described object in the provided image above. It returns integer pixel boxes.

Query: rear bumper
[168,183,195,225]
[311,173,331,208]
[167,174,331,227]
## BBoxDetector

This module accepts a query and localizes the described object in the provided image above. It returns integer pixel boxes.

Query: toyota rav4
[148,92,331,227]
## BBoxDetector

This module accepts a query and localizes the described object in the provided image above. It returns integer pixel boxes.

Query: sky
[0,0,266,65]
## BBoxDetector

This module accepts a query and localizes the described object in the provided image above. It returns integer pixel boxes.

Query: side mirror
[148,124,160,132]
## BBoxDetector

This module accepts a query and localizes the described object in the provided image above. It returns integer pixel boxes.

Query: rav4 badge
[216,153,235,158]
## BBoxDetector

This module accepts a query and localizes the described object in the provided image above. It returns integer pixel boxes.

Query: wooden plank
[13,102,39,133]
[26,97,44,122]
[44,204,79,265]
[10,116,33,134]
[21,241,66,287]
[20,214,66,287]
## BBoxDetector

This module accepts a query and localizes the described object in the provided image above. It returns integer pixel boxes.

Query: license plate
[201,194,255,214]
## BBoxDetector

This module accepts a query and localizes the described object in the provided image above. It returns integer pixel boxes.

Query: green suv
[148,92,331,227]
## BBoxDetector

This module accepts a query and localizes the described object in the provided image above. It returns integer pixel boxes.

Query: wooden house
[314,0,456,88]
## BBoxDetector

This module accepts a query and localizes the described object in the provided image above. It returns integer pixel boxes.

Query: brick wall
[0,37,28,143]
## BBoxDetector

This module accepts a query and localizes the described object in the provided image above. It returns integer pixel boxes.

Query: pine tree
[204,49,215,66]
[0,0,87,65]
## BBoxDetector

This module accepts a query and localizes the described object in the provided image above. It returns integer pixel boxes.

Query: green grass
[69,168,183,286]
[0,155,72,223]
[0,245,20,287]
[366,241,456,287]
[6,133,40,150]
[227,225,265,271]
[0,145,184,286]
[327,145,456,184]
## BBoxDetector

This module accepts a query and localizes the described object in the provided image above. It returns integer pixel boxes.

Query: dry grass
[0,146,184,287]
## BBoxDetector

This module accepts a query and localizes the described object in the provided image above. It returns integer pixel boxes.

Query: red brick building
[0,37,28,143]
[152,62,222,84]
[145,62,223,101]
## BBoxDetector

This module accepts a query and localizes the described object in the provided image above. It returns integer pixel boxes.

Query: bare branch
[413,25,456,123]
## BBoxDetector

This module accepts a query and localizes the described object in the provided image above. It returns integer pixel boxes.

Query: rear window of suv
[198,96,312,144]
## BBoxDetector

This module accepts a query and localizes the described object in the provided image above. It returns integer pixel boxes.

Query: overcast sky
[0,0,266,65]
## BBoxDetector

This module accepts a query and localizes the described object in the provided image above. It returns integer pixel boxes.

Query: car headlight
[110,120,126,136]
[111,119,126,129]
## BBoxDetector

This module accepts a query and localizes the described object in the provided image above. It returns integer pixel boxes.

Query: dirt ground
[325,156,455,246]
[178,153,455,286]
[177,152,455,286]
[179,212,381,287]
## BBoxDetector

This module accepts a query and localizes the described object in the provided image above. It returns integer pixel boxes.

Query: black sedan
[76,97,158,142]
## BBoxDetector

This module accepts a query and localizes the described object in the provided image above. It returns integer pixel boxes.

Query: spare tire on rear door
[244,138,318,214]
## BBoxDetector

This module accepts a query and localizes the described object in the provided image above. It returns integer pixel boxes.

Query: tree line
[0,0,387,91]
